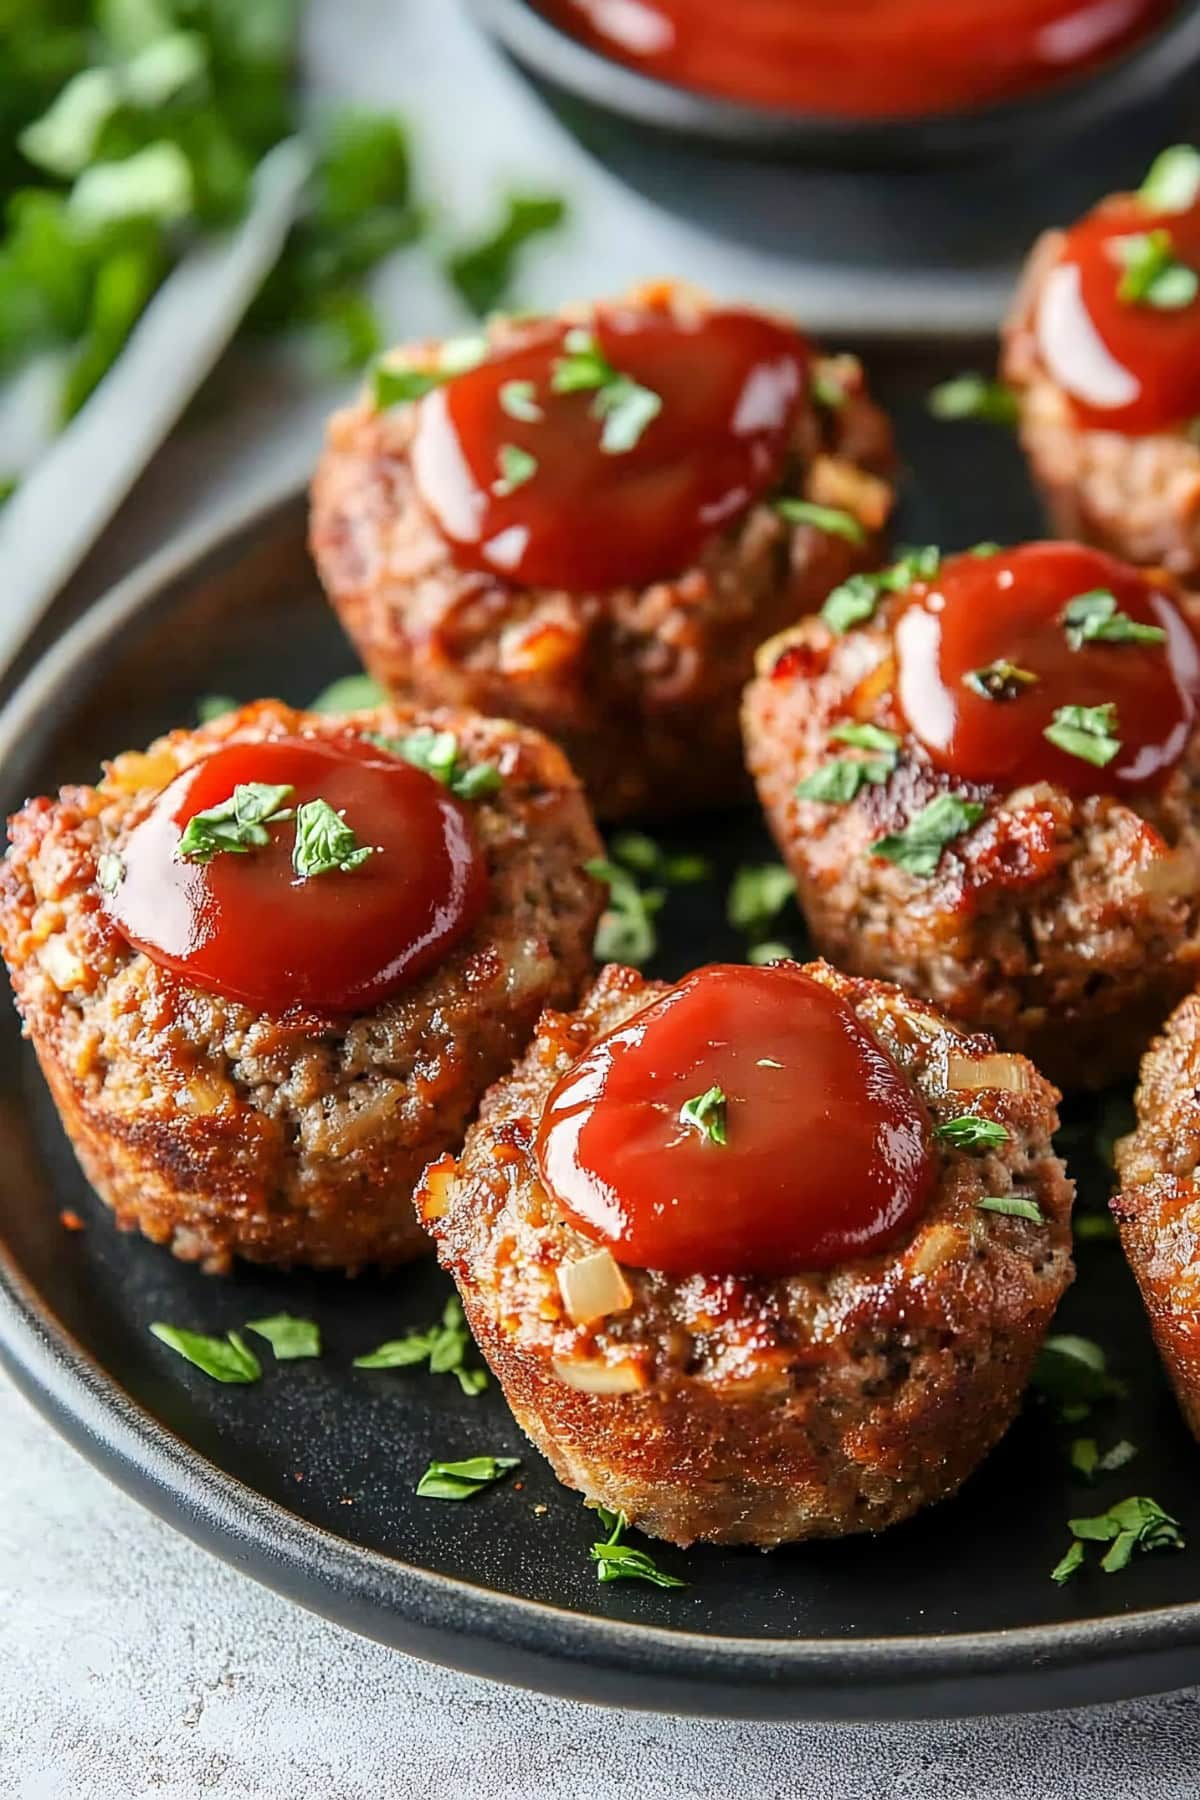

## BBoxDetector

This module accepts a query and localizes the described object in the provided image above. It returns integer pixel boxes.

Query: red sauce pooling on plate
[894,543,1200,794]
[536,0,1171,119]
[410,302,808,592]
[103,736,488,1014]
[1034,192,1200,433]
[535,962,934,1275]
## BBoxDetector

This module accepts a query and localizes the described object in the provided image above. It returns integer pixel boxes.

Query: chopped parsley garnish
[727,863,796,940]
[353,1296,488,1396]
[586,858,664,966]
[196,693,236,724]
[309,673,389,714]
[499,378,543,422]
[551,327,662,453]
[245,1314,321,1361]
[1032,1334,1125,1421]
[679,1084,728,1146]
[1052,1495,1184,1583]
[292,798,374,879]
[1044,702,1121,768]
[149,1324,261,1384]
[445,191,567,316]
[609,832,710,885]
[590,1507,687,1588]
[97,850,124,896]
[965,659,1038,702]
[747,941,793,965]
[774,499,866,545]
[1112,228,1199,310]
[797,721,900,804]
[416,1455,520,1501]
[372,335,488,409]
[373,726,501,800]
[1139,144,1200,213]
[1070,1436,1137,1482]
[492,442,538,495]
[1061,589,1166,651]
[933,1115,1009,1150]
[821,546,941,634]
[176,782,296,865]
[927,374,1019,426]
[976,1195,1045,1223]
[969,541,1002,557]
[869,792,984,878]
[1075,1212,1119,1243]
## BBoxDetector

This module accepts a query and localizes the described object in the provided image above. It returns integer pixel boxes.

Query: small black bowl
[470,0,1200,170]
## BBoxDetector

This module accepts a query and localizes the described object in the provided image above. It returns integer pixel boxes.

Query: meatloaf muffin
[310,281,895,820]
[1113,992,1200,1440]
[743,539,1200,1089]
[1002,146,1200,580]
[420,959,1073,1548]
[0,700,602,1272]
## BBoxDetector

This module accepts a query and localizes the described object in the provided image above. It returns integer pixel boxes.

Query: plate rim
[2,482,1199,1719]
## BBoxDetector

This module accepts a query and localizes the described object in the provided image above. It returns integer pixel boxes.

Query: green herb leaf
[1140,144,1200,212]
[969,541,1002,557]
[797,756,892,803]
[869,792,984,878]
[679,1084,728,1146]
[196,693,237,724]
[70,140,194,230]
[372,336,488,409]
[1071,1437,1100,1480]
[354,1297,487,1393]
[927,374,1019,426]
[1112,228,1199,310]
[774,498,866,545]
[586,857,664,966]
[727,863,796,936]
[292,797,373,879]
[747,941,793,965]
[1051,1539,1086,1585]
[149,1324,261,1384]
[446,191,567,316]
[1075,1212,1119,1242]
[245,1313,321,1361]
[97,849,124,896]
[19,67,122,180]
[1044,702,1121,768]
[352,1335,434,1370]
[977,1195,1045,1223]
[176,782,296,864]
[309,673,389,714]
[821,547,941,634]
[1061,589,1167,650]
[550,327,662,453]
[1067,1495,1185,1575]
[492,442,538,495]
[416,1455,520,1501]
[933,1115,1009,1150]
[1032,1334,1125,1418]
[609,832,710,885]
[964,659,1038,702]
[499,378,543,422]
[374,725,502,801]
[589,1507,687,1588]
[828,722,901,754]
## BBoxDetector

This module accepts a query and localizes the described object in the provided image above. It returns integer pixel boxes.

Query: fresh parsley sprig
[369,726,501,801]
[416,1455,520,1501]
[551,327,662,454]
[822,546,941,634]
[774,498,866,545]
[1044,702,1121,768]
[354,1297,488,1396]
[679,1085,728,1146]
[1061,590,1166,651]
[149,1324,262,1384]
[292,798,374,878]
[1051,1494,1184,1583]
[176,782,296,864]
[586,858,665,966]
[245,1314,322,1361]
[869,793,984,878]
[589,1507,687,1588]
[927,375,1019,426]
[934,1116,1009,1151]
[796,721,900,804]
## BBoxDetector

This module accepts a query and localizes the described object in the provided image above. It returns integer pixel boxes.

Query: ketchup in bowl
[894,542,1200,794]
[410,300,808,592]
[535,961,934,1275]
[102,735,489,1014]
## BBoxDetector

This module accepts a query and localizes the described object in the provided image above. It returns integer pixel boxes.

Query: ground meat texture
[1113,992,1200,1441]
[742,602,1200,1091]
[0,701,602,1274]
[420,961,1073,1549]
[309,289,895,821]
[1003,225,1200,582]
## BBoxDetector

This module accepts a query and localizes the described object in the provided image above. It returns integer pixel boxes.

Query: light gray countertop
[3,2,1200,1791]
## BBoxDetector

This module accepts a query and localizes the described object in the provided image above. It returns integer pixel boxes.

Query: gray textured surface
[4,1,1200,1791]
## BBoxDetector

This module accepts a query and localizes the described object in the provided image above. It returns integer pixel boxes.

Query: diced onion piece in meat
[910,1222,965,1277]
[558,1248,633,1326]
[1136,850,1199,898]
[551,1355,644,1394]
[416,1155,456,1223]
[40,936,85,992]
[946,1051,1031,1094]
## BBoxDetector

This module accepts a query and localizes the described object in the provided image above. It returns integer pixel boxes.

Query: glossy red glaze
[536,0,1170,118]
[1034,192,1200,433]
[409,302,808,592]
[894,542,1200,794]
[104,736,488,1014]
[535,962,934,1275]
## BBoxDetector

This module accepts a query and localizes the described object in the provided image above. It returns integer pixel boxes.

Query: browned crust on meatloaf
[742,584,1200,1090]
[1113,992,1200,1440]
[309,284,896,821]
[421,960,1073,1547]
[0,700,603,1274]
[1003,222,1200,581]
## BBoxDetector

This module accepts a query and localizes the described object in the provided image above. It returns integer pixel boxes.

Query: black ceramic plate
[2,361,1200,1720]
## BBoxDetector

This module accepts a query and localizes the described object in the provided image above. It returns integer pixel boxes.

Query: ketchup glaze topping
[894,542,1200,794]
[409,301,809,593]
[535,962,934,1276]
[1034,181,1200,434]
[535,0,1170,120]
[102,736,489,1014]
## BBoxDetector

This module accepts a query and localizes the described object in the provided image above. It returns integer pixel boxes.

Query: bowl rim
[1,479,1200,1719]
[469,0,1200,159]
